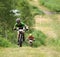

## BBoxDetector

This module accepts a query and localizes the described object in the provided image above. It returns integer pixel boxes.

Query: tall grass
[7,31,17,44]
[0,37,13,47]
[46,38,60,46]
[25,30,47,47]
[39,0,60,12]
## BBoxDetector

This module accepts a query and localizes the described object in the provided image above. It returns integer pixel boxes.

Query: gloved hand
[13,28,16,30]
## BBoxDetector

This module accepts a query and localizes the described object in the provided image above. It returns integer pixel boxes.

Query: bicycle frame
[18,29,24,47]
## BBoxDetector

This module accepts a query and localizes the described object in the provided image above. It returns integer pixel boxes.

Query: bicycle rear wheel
[19,33,23,47]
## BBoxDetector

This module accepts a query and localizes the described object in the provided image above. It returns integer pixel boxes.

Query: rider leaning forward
[13,18,28,44]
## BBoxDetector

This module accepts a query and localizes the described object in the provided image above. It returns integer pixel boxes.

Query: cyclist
[13,18,28,44]
[27,34,35,46]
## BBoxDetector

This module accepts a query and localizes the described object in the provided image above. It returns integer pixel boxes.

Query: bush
[0,37,13,47]
[25,30,47,47]
[7,31,17,44]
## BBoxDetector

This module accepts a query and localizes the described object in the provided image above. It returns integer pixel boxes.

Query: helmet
[29,34,32,36]
[16,18,21,23]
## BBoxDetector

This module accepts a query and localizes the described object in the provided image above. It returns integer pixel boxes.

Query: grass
[0,29,47,47]
[49,15,60,38]
[0,37,18,47]
[0,46,60,57]
[30,5,44,16]
[0,37,12,47]
[34,13,60,48]
[36,14,60,38]
[25,29,47,47]
[0,47,46,57]
[39,0,60,12]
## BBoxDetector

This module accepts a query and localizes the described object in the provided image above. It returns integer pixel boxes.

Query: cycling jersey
[14,22,25,29]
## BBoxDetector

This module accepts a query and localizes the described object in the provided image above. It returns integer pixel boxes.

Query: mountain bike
[18,29,24,47]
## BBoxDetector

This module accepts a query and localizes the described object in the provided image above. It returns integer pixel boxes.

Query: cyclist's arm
[13,23,17,30]
[24,24,29,30]
[21,22,29,30]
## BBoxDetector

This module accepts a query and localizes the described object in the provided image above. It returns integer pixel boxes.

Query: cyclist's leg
[17,31,20,44]
[29,40,33,46]
[22,32,25,41]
